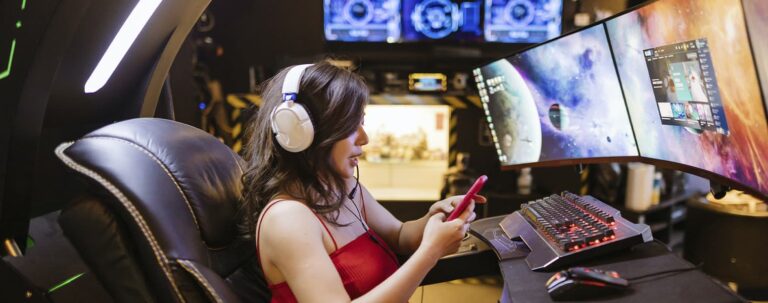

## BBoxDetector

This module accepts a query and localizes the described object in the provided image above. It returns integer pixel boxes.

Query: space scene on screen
[477,25,637,166]
[606,0,768,195]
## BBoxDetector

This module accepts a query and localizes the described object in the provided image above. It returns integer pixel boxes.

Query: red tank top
[256,197,399,303]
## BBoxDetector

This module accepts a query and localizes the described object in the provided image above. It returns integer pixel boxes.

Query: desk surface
[470,215,744,303]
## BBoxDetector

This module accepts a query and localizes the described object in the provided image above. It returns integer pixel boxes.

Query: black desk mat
[473,215,744,302]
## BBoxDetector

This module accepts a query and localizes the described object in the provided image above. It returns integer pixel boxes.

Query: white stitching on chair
[56,142,186,303]
[177,259,224,303]
[88,136,203,236]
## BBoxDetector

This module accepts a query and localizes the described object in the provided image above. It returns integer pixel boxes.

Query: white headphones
[271,64,315,152]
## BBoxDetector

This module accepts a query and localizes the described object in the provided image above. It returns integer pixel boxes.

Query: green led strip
[1,0,24,80]
[48,272,84,293]
[0,39,16,80]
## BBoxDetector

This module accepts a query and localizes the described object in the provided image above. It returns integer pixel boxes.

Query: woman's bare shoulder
[258,200,322,242]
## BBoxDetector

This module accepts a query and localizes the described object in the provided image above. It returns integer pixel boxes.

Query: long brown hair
[240,61,368,236]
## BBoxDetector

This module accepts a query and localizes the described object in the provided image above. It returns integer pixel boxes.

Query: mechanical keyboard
[492,191,652,271]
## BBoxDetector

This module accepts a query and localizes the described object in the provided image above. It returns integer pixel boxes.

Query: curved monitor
[606,0,768,199]
[473,24,639,168]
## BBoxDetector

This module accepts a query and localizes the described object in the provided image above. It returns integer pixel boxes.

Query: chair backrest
[56,118,268,303]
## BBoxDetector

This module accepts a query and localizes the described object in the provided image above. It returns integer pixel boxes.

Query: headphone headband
[281,64,313,101]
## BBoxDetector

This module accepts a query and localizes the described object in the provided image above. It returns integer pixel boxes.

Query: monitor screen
[483,0,563,43]
[743,0,768,113]
[402,0,483,42]
[606,0,768,196]
[473,25,638,166]
[324,0,402,42]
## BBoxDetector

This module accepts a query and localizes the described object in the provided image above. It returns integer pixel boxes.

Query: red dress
[256,198,399,302]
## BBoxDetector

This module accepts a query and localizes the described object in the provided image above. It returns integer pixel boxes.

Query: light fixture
[84,0,162,93]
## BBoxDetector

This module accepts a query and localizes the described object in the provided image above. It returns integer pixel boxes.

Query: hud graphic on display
[484,0,562,43]
[324,0,401,42]
[402,0,483,41]
[473,25,638,166]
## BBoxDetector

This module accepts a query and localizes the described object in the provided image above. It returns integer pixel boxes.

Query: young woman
[241,61,485,303]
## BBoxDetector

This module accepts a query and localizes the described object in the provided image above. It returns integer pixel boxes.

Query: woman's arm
[262,200,471,303]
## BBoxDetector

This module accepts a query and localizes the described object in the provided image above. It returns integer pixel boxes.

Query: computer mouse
[545,267,629,301]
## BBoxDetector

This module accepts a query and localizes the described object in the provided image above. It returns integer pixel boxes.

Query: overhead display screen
[402,0,483,42]
[484,0,563,43]
[324,0,562,43]
[324,0,402,42]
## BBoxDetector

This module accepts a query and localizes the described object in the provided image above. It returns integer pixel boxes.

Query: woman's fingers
[474,194,488,204]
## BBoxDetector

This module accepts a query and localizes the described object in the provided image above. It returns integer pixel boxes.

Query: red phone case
[447,175,487,221]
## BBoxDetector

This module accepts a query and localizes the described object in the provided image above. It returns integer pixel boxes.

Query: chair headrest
[57,118,245,261]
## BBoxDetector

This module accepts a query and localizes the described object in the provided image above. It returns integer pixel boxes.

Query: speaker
[270,64,315,152]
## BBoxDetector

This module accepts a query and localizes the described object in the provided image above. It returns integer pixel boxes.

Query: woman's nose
[357,125,369,146]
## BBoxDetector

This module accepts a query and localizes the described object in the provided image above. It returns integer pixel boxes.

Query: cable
[343,194,368,233]
[625,263,703,281]
[348,165,360,199]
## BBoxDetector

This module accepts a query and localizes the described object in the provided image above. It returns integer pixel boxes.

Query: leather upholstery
[56,118,269,303]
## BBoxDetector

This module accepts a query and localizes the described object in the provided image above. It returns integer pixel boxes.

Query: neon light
[0,39,16,80]
[84,0,162,93]
[48,273,84,293]
[16,21,21,28]
[21,0,26,10]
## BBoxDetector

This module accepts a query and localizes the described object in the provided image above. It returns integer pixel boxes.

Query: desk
[434,215,744,302]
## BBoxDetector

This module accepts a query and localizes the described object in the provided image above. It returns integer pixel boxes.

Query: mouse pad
[497,240,740,302]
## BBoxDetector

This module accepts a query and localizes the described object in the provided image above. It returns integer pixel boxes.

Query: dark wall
[206,0,325,94]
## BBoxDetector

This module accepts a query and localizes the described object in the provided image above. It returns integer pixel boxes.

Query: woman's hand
[419,213,468,258]
[427,194,487,224]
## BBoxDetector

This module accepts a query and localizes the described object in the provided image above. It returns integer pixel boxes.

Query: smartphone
[446,175,488,221]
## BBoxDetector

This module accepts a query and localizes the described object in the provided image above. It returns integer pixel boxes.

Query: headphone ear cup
[271,102,314,152]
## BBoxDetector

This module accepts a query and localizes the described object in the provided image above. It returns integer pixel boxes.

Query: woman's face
[330,119,368,179]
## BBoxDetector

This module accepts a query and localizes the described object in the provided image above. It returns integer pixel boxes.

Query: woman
[241,61,485,302]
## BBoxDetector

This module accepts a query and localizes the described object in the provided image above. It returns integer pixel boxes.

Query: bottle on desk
[651,172,662,206]
[518,167,532,195]
[625,163,655,211]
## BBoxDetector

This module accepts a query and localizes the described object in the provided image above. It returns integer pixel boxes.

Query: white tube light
[84,0,162,93]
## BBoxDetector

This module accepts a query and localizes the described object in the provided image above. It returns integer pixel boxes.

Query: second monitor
[606,0,768,198]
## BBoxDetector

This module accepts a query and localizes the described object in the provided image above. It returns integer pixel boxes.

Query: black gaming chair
[55,118,268,303]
